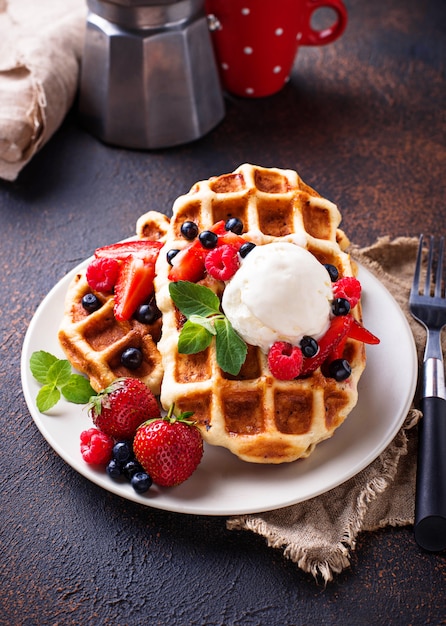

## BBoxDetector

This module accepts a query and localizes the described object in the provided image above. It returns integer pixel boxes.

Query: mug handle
[299,0,348,46]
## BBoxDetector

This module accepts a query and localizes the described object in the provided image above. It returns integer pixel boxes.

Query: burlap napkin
[227,236,442,583]
[0,0,86,181]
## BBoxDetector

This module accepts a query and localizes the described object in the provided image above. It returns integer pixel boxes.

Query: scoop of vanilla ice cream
[222,242,333,352]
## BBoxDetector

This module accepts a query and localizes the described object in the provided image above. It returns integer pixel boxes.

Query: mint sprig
[30,350,95,412]
[169,281,247,376]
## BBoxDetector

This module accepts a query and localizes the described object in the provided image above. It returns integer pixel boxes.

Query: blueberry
[135,301,161,325]
[106,458,123,480]
[121,347,143,370]
[112,441,133,464]
[181,221,199,240]
[122,459,143,480]
[166,249,180,265]
[328,359,352,381]
[332,297,351,316]
[225,217,244,234]
[325,264,339,282]
[300,336,318,358]
[82,293,101,313]
[239,242,256,258]
[199,230,218,249]
[131,472,153,494]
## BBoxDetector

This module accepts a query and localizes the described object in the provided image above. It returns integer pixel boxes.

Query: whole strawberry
[133,405,203,487]
[89,378,160,440]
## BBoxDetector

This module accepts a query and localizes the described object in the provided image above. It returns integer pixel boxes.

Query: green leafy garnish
[169,281,248,376]
[30,350,95,412]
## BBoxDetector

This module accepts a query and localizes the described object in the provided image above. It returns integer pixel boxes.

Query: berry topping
[332,276,361,309]
[332,297,351,316]
[120,347,143,370]
[204,244,240,281]
[168,245,206,282]
[239,242,256,258]
[133,405,203,487]
[91,240,162,321]
[80,428,114,466]
[114,256,156,321]
[89,378,160,440]
[300,315,354,376]
[95,240,163,261]
[347,318,380,344]
[300,336,319,358]
[86,257,120,293]
[199,230,219,249]
[82,293,101,313]
[166,249,180,265]
[225,217,244,234]
[324,264,339,282]
[268,341,303,380]
[328,358,352,381]
[134,300,161,324]
[180,221,199,240]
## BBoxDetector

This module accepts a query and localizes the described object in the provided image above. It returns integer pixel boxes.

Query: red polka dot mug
[205,0,348,97]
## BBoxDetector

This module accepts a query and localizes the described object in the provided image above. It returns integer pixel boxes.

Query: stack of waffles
[59,164,367,463]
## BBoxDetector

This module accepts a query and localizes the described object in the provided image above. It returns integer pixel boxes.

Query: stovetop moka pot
[79,0,225,149]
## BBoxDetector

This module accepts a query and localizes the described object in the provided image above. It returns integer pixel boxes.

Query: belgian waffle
[152,164,366,464]
[58,211,170,394]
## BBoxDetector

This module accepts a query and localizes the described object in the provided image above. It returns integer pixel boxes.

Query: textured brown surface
[1,0,446,623]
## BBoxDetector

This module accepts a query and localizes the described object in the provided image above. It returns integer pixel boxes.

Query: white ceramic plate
[21,261,417,516]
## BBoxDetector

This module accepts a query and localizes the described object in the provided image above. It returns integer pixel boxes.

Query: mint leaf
[47,359,72,387]
[36,384,61,412]
[178,320,213,354]
[61,375,95,404]
[189,314,218,335]
[30,351,58,384]
[168,281,249,374]
[169,281,220,318]
[30,350,94,413]
[214,318,248,375]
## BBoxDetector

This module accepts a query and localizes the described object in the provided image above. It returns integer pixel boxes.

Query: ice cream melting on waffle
[59,164,379,464]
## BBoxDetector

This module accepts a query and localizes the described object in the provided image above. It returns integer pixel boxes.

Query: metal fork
[409,234,446,552]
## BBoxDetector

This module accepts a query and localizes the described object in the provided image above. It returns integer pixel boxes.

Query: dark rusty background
[1,0,445,624]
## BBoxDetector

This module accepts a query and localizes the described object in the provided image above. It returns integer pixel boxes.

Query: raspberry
[332,276,361,308]
[86,257,120,292]
[268,342,303,380]
[80,428,114,465]
[205,244,240,281]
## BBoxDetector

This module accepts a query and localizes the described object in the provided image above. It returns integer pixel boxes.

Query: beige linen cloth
[0,0,86,181]
[228,236,441,583]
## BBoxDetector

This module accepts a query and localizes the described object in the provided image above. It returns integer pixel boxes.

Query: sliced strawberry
[347,318,380,344]
[328,332,350,362]
[218,230,246,251]
[210,220,227,235]
[168,243,206,282]
[114,256,156,321]
[300,315,353,375]
[95,240,163,262]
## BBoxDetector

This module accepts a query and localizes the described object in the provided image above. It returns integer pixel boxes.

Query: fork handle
[414,396,446,552]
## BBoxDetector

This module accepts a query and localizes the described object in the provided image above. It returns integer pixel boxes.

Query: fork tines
[411,235,445,300]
